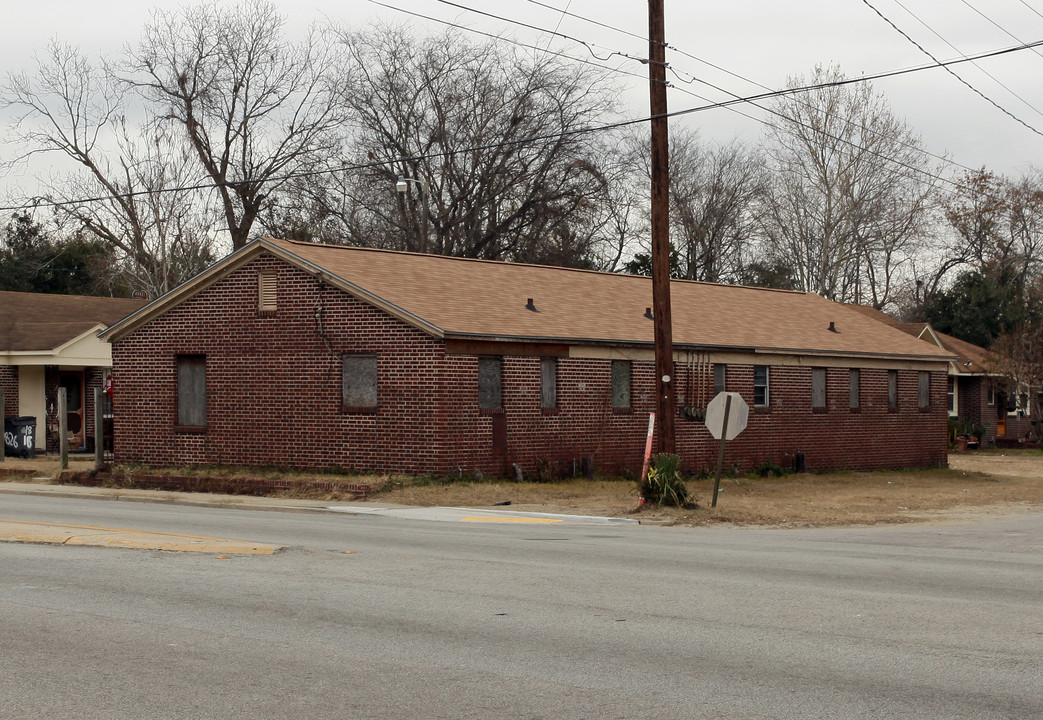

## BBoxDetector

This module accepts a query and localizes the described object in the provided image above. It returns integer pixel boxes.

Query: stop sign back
[704,391,749,440]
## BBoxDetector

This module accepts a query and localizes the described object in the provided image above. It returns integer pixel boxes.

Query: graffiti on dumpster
[4,424,35,457]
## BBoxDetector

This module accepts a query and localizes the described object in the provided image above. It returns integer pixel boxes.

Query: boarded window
[713,364,726,396]
[888,370,898,410]
[177,355,207,427]
[754,365,769,407]
[478,357,502,409]
[812,368,827,408]
[258,271,277,311]
[611,360,631,409]
[541,357,558,409]
[918,371,930,408]
[850,369,860,409]
[342,355,378,409]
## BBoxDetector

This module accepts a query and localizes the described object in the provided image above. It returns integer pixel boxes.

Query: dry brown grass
[365,451,1043,527]
[3,451,1040,527]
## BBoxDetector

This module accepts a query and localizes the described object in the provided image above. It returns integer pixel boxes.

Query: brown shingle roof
[258,239,950,360]
[0,291,146,352]
[843,303,989,372]
[931,329,990,373]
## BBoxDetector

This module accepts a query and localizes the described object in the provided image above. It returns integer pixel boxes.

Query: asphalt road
[1,494,1040,719]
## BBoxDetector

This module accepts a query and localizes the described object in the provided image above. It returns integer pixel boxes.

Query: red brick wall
[493,361,948,476]
[111,253,950,476]
[1,366,17,418]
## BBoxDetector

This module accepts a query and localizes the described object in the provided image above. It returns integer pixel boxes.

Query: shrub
[755,460,788,478]
[640,453,691,507]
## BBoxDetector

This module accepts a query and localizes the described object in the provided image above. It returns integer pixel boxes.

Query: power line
[961,0,1043,59]
[464,0,988,180]
[432,0,659,67]
[6,33,1043,214]
[389,0,1030,180]
[860,0,1043,138]
[525,0,646,45]
[471,0,1021,184]
[364,0,657,85]
[1018,0,1043,22]
[891,0,1043,119]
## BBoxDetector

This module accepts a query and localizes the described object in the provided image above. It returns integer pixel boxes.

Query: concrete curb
[0,481,646,525]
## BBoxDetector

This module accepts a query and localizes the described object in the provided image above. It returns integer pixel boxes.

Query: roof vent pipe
[828,321,838,333]
[645,307,654,319]
[526,298,537,312]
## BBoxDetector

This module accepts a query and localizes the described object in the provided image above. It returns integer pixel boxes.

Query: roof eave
[261,240,445,339]
[100,242,271,342]
[100,238,447,342]
[440,332,954,362]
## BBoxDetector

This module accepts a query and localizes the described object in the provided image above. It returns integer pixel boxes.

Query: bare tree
[321,24,617,266]
[667,130,764,283]
[2,41,213,295]
[122,0,344,250]
[761,65,937,307]
[933,169,1043,293]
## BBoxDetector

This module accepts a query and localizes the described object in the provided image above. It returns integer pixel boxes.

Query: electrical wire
[376,0,1033,179]
[1019,0,1043,22]
[860,0,1043,138]
[364,0,656,85]
[891,0,1043,118]
[524,0,651,46]
[960,0,1043,61]
[475,0,986,177]
[5,30,1043,213]
[432,0,658,67]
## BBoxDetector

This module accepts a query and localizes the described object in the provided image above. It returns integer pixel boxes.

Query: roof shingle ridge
[0,289,143,302]
[265,237,809,296]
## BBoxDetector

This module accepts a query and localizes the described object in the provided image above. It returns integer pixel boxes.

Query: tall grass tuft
[640,453,691,507]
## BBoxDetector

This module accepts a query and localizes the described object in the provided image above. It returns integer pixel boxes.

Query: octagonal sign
[704,391,749,441]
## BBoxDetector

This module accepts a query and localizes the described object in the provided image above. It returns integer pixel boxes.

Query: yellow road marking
[461,516,562,523]
[0,518,232,542]
[0,518,279,555]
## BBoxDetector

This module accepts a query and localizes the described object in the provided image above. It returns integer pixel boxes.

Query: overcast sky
[3,0,1043,196]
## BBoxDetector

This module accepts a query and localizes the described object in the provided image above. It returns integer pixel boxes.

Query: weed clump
[639,453,692,507]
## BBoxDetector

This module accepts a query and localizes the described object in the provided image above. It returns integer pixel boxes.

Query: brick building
[101,238,954,477]
[846,304,1038,447]
[1,291,146,454]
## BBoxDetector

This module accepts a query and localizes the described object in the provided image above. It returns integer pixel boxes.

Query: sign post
[638,412,656,487]
[704,391,750,508]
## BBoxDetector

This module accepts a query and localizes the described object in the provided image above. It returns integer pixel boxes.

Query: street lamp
[396,175,430,254]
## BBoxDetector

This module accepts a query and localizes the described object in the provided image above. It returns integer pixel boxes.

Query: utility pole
[648,0,675,453]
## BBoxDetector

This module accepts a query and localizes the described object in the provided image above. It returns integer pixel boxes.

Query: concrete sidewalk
[0,479,637,554]
[0,477,372,514]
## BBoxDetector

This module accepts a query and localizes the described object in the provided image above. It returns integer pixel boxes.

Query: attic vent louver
[526,298,537,312]
[258,271,277,311]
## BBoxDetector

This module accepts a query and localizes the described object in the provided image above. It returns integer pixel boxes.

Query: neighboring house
[100,238,955,477]
[1,291,147,453]
[844,304,1035,446]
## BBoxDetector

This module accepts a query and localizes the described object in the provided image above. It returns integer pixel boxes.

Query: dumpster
[4,416,36,458]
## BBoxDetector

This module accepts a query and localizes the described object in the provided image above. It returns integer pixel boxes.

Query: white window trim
[754,365,770,407]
